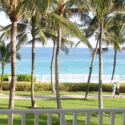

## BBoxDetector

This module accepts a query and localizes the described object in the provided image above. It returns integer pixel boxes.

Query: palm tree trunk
[111,50,117,81]
[55,27,62,122]
[85,37,99,99]
[8,21,17,125]
[55,27,67,124]
[98,22,103,109]
[51,40,56,93]
[0,63,4,92]
[31,37,36,107]
[9,21,17,109]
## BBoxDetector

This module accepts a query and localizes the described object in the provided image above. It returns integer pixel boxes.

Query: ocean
[1,47,125,75]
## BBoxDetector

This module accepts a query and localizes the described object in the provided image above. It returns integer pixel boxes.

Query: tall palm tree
[0,0,50,110]
[81,13,109,99]
[0,0,29,109]
[44,29,74,94]
[0,20,46,107]
[103,18,125,81]
[51,39,56,93]
[17,21,47,107]
[29,17,47,108]
[75,14,99,99]
[0,41,21,92]
[47,1,93,123]
[50,38,74,94]
[84,0,114,109]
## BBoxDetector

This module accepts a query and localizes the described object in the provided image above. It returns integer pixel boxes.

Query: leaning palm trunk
[111,50,117,81]
[51,40,56,93]
[31,37,36,107]
[55,27,67,124]
[9,21,17,109]
[85,38,99,99]
[98,22,103,109]
[0,63,4,91]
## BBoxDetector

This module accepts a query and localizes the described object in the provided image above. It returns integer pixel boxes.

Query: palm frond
[75,41,81,48]
[48,12,93,51]
[61,44,69,55]
[61,38,74,48]
[16,53,21,61]
[97,47,108,55]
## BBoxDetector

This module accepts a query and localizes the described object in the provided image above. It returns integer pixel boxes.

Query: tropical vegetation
[0,0,125,124]
[0,41,21,91]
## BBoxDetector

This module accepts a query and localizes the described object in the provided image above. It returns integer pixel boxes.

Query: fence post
[84,74,86,82]
[76,74,77,83]
[42,74,44,82]
[70,74,71,83]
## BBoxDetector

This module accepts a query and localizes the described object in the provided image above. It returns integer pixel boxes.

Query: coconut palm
[0,0,29,110]
[17,21,47,107]
[0,0,50,110]
[47,1,93,123]
[103,18,125,81]
[75,0,120,108]
[44,29,74,94]
[0,20,46,107]
[0,41,21,92]
[50,39,74,94]
[83,0,114,109]
[75,13,99,99]
[81,13,110,99]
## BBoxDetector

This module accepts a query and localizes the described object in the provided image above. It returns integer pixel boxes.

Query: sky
[0,12,105,48]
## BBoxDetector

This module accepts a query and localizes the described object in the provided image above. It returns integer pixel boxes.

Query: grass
[1,91,124,96]
[0,98,125,125]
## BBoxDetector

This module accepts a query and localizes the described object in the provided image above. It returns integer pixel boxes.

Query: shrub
[1,82,125,92]
[2,82,10,90]
[0,74,11,81]
[0,74,36,82]
[16,74,36,82]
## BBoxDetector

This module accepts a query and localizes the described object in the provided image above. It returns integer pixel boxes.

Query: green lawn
[2,91,124,96]
[0,98,124,125]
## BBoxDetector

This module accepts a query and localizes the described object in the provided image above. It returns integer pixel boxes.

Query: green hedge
[2,82,125,92]
[0,74,36,82]
[16,74,36,82]
[0,74,11,81]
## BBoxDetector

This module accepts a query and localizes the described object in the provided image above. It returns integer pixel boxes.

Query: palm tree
[51,39,56,93]
[81,14,109,99]
[0,41,21,92]
[47,1,93,123]
[83,0,114,109]
[74,13,99,99]
[85,38,99,99]
[0,0,50,110]
[50,38,74,94]
[29,17,47,108]
[103,17,125,81]
[17,21,47,107]
[0,0,31,110]
[44,29,74,94]
[0,21,47,108]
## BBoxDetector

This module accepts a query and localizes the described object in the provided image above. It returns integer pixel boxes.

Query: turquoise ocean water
[1,47,125,75]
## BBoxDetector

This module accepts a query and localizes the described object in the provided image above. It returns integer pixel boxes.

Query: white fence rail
[35,74,125,83]
[0,108,125,125]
